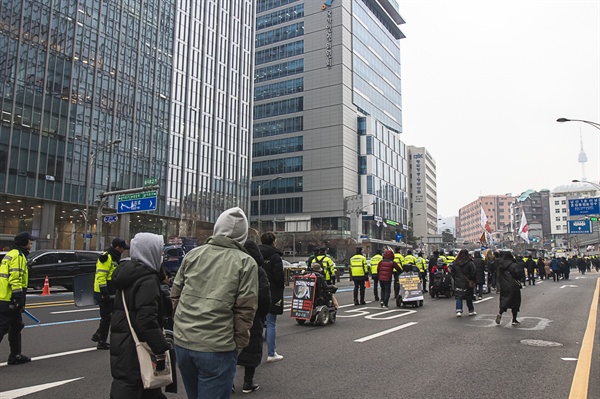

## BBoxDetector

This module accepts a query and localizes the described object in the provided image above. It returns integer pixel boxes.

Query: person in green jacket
[0,232,36,365]
[350,247,369,305]
[171,207,258,399]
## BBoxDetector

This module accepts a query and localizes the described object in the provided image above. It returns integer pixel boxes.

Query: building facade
[512,189,550,247]
[252,0,409,253]
[0,1,254,250]
[457,194,515,245]
[407,146,437,252]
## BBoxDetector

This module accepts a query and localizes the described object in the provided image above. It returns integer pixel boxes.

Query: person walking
[369,250,383,301]
[550,256,561,281]
[449,249,476,317]
[109,233,170,399]
[377,250,401,308]
[259,231,285,363]
[170,207,258,399]
[473,251,486,300]
[393,247,404,298]
[0,232,36,365]
[349,247,369,305]
[525,256,536,285]
[537,257,546,280]
[495,251,523,326]
[235,240,271,394]
[485,250,497,292]
[417,252,428,293]
[92,238,129,350]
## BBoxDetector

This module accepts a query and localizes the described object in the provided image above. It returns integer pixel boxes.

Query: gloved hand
[155,353,167,372]
[100,287,109,300]
[11,291,25,312]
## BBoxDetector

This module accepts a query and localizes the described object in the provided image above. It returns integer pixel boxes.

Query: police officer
[417,252,428,293]
[349,247,369,305]
[393,247,404,298]
[0,231,36,365]
[91,237,129,349]
[402,250,418,272]
[369,250,382,301]
[312,247,335,285]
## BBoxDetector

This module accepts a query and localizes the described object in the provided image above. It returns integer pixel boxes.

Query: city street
[1,273,598,399]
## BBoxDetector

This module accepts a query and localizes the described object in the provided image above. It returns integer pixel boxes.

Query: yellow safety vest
[394,252,404,272]
[0,249,28,302]
[370,254,383,274]
[94,251,116,293]
[350,254,368,277]
[312,255,334,280]
[417,257,428,272]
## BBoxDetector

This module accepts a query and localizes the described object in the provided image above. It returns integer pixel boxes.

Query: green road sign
[144,177,158,186]
[118,190,157,201]
[590,217,599,222]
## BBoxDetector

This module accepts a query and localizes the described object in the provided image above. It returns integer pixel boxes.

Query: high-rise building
[407,146,437,252]
[252,0,409,252]
[0,1,254,250]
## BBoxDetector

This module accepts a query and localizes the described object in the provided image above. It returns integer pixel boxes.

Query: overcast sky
[397,0,600,218]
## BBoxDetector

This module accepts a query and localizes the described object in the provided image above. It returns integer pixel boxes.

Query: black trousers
[94,293,114,342]
[527,270,535,285]
[380,281,392,306]
[0,309,24,354]
[393,273,400,298]
[353,280,366,302]
[371,275,379,300]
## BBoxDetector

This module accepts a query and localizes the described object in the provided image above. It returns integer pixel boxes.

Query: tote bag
[122,291,173,389]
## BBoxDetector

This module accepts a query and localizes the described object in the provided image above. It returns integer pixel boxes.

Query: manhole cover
[520,339,563,347]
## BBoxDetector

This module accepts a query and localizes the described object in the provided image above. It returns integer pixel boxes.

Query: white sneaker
[456,311,462,317]
[267,353,283,363]
[468,311,477,316]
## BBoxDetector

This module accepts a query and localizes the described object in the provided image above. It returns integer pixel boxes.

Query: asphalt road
[1,272,598,399]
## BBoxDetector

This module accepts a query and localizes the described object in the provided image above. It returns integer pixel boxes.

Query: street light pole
[84,139,121,250]
[257,176,282,236]
[572,179,600,191]
[557,118,600,131]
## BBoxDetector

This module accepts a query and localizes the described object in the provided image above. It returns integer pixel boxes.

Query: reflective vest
[417,257,428,273]
[312,255,334,280]
[350,254,368,277]
[0,248,28,302]
[370,254,383,275]
[394,252,404,272]
[445,256,455,266]
[94,251,116,293]
[403,254,418,267]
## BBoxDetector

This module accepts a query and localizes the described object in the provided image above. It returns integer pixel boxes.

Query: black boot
[242,381,259,393]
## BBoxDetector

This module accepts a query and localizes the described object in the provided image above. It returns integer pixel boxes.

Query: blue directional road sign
[568,197,600,216]
[568,220,592,234]
[117,191,157,214]
[103,214,118,223]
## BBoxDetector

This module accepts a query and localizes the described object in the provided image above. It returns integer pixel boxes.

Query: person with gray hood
[171,207,258,399]
[109,233,170,399]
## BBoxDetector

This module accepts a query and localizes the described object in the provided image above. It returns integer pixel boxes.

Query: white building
[407,146,437,253]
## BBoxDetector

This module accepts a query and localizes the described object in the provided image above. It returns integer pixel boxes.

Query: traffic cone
[365,279,371,289]
[41,276,51,296]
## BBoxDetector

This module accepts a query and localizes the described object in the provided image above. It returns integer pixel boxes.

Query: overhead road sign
[568,198,600,216]
[568,220,592,234]
[117,191,157,214]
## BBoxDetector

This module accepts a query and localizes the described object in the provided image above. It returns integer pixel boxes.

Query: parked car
[162,244,185,274]
[27,250,101,291]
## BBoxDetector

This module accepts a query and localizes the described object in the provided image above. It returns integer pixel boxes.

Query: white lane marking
[50,308,98,314]
[0,378,83,399]
[354,322,418,342]
[562,358,578,361]
[474,297,493,304]
[575,276,587,279]
[537,281,544,284]
[0,348,97,367]
[560,285,578,288]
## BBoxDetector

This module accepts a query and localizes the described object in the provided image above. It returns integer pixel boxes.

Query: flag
[479,232,487,244]
[518,212,530,244]
[480,206,493,245]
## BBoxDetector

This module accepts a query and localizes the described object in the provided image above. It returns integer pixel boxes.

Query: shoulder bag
[122,291,173,389]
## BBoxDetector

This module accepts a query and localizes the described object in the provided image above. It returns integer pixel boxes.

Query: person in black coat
[449,249,477,317]
[110,233,170,399]
[473,251,486,300]
[259,232,285,363]
[525,256,536,285]
[495,251,523,326]
[236,240,271,394]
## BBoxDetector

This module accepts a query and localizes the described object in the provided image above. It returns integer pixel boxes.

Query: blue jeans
[175,345,237,399]
[455,298,474,313]
[265,312,278,356]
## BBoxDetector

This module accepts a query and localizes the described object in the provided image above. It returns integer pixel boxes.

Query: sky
[397,0,600,218]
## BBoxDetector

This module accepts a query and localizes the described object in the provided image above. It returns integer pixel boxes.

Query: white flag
[518,212,530,244]
[480,206,493,245]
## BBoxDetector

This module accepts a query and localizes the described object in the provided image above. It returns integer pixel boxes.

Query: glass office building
[252,0,409,251]
[0,0,255,250]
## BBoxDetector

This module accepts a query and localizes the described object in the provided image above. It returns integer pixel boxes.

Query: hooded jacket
[171,207,258,352]
[109,233,169,399]
[377,250,401,282]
